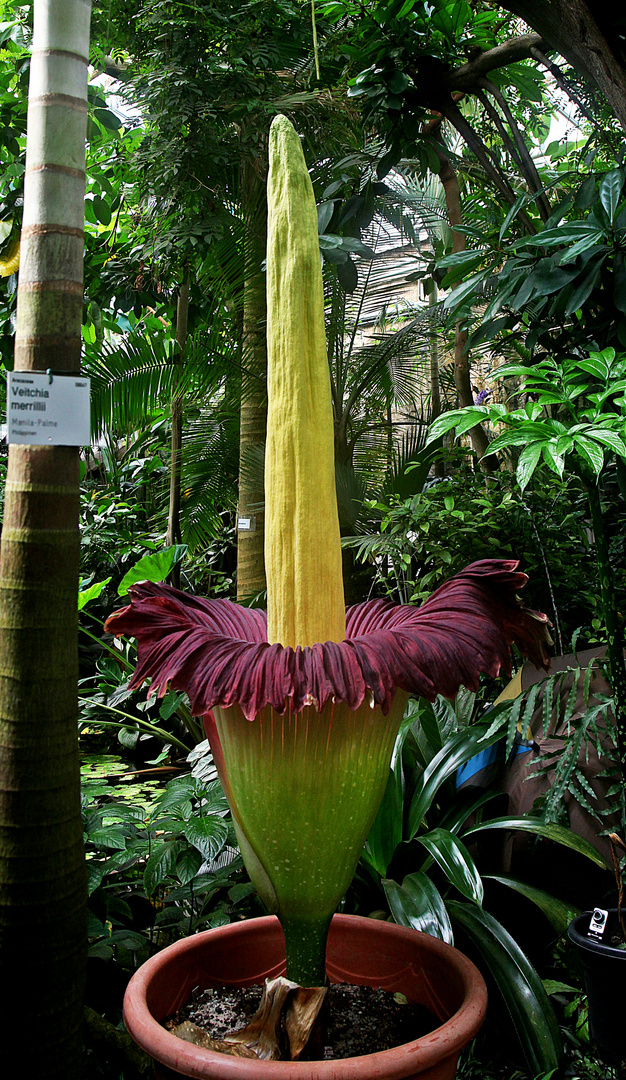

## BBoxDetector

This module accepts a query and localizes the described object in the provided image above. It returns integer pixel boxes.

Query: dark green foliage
[349,694,607,1076]
[82,745,261,996]
[346,464,600,647]
[440,169,626,359]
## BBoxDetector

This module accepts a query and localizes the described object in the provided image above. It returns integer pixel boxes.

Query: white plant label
[8,371,91,446]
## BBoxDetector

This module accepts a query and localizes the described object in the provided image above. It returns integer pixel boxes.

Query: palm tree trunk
[0,3,90,1075]
[166,275,189,587]
[237,157,267,602]
[428,284,445,478]
[435,148,494,468]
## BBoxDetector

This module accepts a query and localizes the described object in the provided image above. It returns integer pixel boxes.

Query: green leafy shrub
[347,466,599,648]
[82,742,260,975]
[350,695,606,1077]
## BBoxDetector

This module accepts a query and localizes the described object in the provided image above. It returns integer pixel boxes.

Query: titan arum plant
[106,116,550,1040]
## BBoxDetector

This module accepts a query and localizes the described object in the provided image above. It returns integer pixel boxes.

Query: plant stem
[281,914,330,987]
[586,480,626,830]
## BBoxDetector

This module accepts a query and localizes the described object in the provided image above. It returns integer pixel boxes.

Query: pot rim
[123,913,488,1079]
[568,909,626,961]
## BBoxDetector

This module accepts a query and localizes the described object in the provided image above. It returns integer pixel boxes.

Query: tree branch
[441,101,537,234]
[448,34,545,92]
[479,78,552,222]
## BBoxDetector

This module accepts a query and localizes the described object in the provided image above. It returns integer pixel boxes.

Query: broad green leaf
[78,576,112,611]
[317,201,335,234]
[184,815,229,861]
[418,828,484,905]
[541,442,565,478]
[176,846,203,885]
[516,442,543,490]
[448,902,562,1076]
[564,261,604,315]
[143,840,181,895]
[574,175,596,211]
[87,825,127,851]
[521,223,599,248]
[366,756,404,877]
[499,192,534,241]
[558,235,607,263]
[573,435,604,476]
[107,929,148,951]
[591,428,626,457]
[118,544,188,596]
[484,875,579,933]
[427,410,466,444]
[463,816,607,867]
[442,270,488,310]
[543,980,580,996]
[383,872,454,944]
[510,273,537,310]
[93,197,111,226]
[599,168,623,224]
[452,407,490,437]
[577,356,610,381]
[94,107,122,131]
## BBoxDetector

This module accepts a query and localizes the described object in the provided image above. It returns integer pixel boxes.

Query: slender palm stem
[0,3,91,1075]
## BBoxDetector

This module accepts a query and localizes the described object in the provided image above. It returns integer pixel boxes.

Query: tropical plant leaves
[463,816,607,868]
[484,875,579,934]
[383,872,454,944]
[407,721,507,839]
[418,828,484,905]
[448,902,562,1077]
[117,544,188,596]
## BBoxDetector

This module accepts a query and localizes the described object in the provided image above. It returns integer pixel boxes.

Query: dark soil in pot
[165,982,438,1060]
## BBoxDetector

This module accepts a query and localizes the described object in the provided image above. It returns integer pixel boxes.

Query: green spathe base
[208,693,409,985]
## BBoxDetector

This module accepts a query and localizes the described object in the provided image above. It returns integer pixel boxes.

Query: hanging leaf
[383,872,454,944]
[516,442,543,490]
[448,902,562,1077]
[94,107,122,132]
[564,261,604,315]
[336,255,358,293]
[417,828,484,906]
[484,875,579,934]
[463,816,607,868]
[598,168,623,224]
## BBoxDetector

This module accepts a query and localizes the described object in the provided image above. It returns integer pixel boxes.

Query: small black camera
[587,907,609,939]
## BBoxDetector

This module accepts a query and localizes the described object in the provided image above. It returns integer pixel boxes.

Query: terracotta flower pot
[123,914,487,1080]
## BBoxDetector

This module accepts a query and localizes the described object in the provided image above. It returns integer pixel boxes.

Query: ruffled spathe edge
[104,559,551,721]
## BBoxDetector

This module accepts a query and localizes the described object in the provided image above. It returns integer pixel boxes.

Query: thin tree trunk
[0,3,91,1076]
[477,81,550,223]
[428,284,445,478]
[166,275,189,588]
[441,103,536,234]
[237,157,267,602]
[434,148,493,466]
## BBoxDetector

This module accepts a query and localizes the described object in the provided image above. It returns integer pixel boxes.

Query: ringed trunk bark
[237,158,268,602]
[166,276,190,588]
[435,152,493,468]
[0,2,91,1076]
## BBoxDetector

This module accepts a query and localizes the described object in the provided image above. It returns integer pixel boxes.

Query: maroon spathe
[105,559,550,721]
